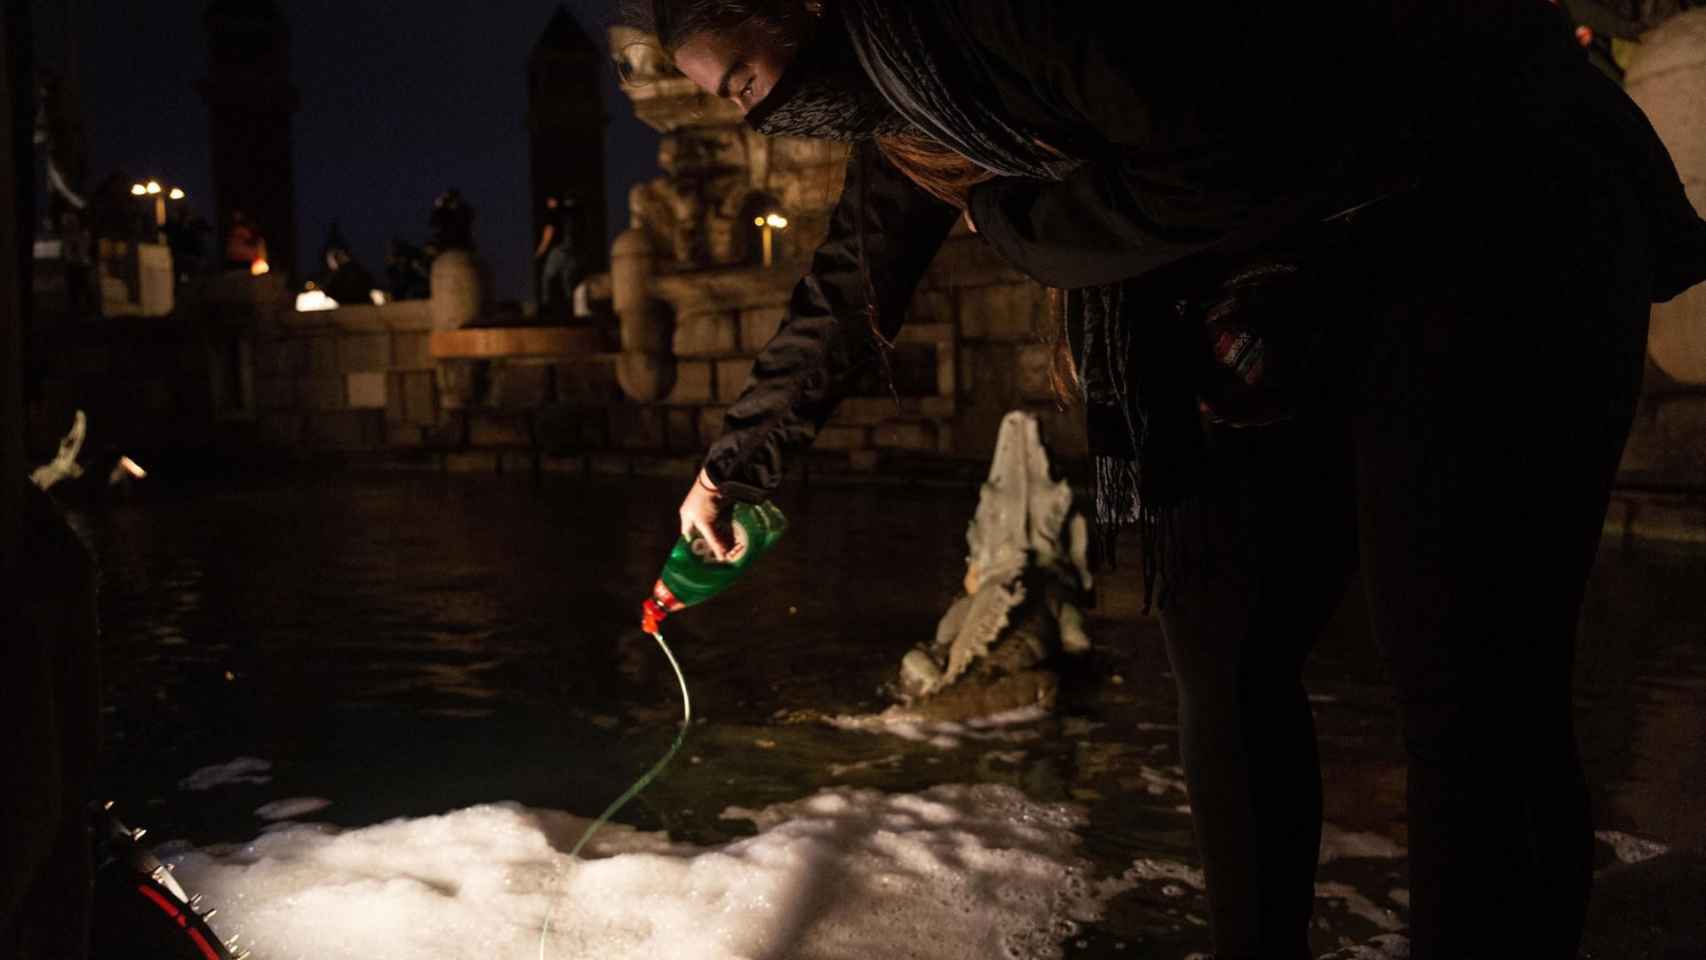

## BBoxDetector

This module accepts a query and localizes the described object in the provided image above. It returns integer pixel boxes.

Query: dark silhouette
[428,187,475,251]
[535,193,583,316]
[319,222,376,305]
[386,238,430,300]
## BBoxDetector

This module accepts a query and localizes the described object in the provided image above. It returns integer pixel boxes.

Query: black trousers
[1155,143,1653,959]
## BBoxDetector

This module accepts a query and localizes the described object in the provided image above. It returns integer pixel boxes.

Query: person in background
[320,222,377,306]
[536,194,584,319]
[429,188,476,251]
[386,238,430,300]
[633,1,1706,957]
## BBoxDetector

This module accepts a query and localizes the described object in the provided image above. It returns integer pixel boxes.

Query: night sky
[66,0,660,301]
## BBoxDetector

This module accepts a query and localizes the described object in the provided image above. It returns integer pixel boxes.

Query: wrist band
[697,471,719,494]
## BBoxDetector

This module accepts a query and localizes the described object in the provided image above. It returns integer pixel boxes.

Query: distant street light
[131,179,187,233]
[754,211,790,268]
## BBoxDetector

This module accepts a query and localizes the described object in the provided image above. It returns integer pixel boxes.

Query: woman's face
[673,19,799,115]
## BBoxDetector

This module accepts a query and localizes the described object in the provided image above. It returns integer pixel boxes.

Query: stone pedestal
[429,249,487,331]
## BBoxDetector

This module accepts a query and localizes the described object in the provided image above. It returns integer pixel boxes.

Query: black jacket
[703,0,1706,501]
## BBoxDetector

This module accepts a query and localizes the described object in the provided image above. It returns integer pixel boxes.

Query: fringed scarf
[841,0,1207,609]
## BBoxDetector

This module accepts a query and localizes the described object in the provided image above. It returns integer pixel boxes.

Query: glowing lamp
[145,181,162,195]
[169,188,185,200]
[250,258,271,277]
[764,213,789,230]
[130,183,148,196]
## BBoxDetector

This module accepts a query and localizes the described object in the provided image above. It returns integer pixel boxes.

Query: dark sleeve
[960,2,1348,290]
[703,141,958,501]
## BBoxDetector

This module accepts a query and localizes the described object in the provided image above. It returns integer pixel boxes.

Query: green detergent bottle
[641,501,788,634]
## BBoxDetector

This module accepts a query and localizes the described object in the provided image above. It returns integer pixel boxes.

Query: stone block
[387,370,438,426]
[256,338,308,377]
[499,451,537,475]
[1653,393,1706,477]
[838,396,899,424]
[488,362,555,410]
[384,424,426,447]
[306,334,340,374]
[555,358,622,404]
[392,331,432,370]
[874,419,937,451]
[1016,343,1056,402]
[740,306,787,351]
[666,408,701,452]
[631,455,701,479]
[467,412,533,447]
[436,359,485,410]
[715,358,753,402]
[907,289,955,326]
[665,360,714,404]
[698,406,729,448]
[259,413,305,448]
[339,333,391,372]
[535,405,609,452]
[254,376,297,411]
[610,405,668,451]
[347,372,388,409]
[299,376,347,411]
[540,454,588,476]
[423,411,467,449]
[960,283,1043,341]
[446,450,501,473]
[589,453,633,476]
[305,410,383,450]
[673,311,740,357]
[816,425,870,451]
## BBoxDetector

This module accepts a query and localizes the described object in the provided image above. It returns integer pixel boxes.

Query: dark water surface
[80,472,1705,958]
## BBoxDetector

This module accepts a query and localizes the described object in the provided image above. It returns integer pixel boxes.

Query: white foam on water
[165,783,1120,960]
[825,705,1050,749]
[1595,829,1670,865]
[1314,882,1406,932]
[255,797,334,821]
[179,756,273,791]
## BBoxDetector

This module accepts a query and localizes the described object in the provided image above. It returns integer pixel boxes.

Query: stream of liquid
[536,629,692,959]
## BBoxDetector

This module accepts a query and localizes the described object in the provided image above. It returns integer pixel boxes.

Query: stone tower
[527,6,608,276]
[199,0,299,277]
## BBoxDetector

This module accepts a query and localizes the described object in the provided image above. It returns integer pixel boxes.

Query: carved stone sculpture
[895,411,1092,720]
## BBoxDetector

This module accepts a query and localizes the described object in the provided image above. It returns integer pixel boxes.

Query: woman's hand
[678,468,734,561]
